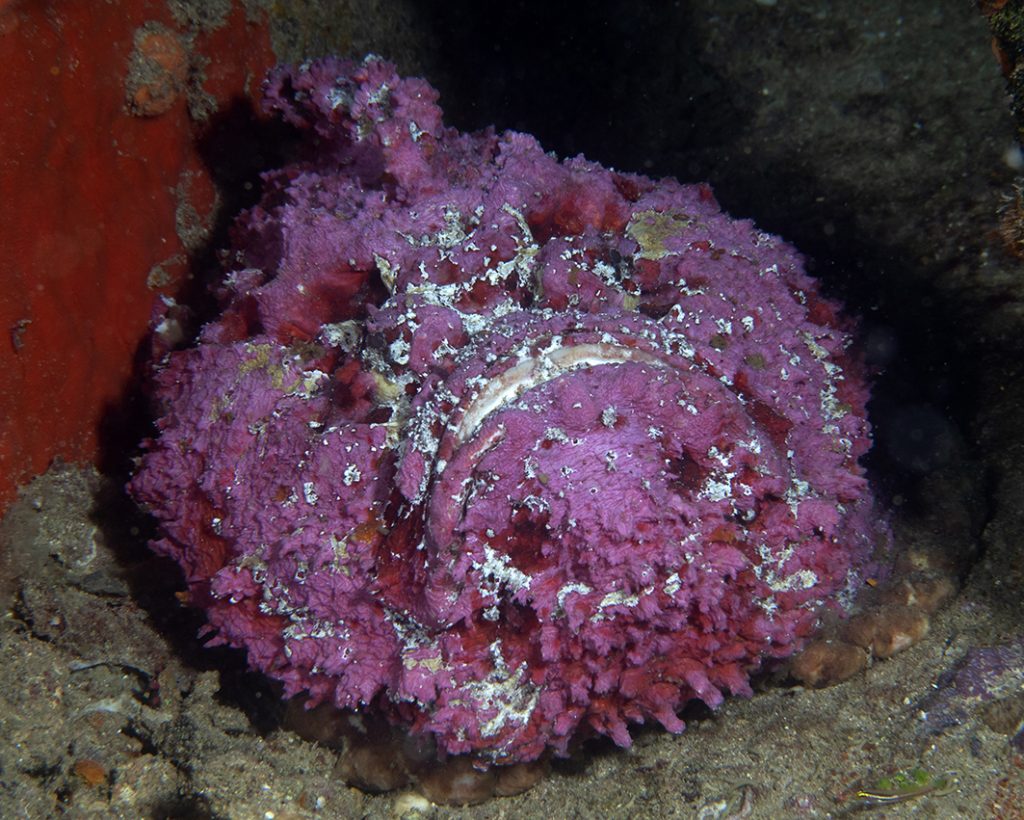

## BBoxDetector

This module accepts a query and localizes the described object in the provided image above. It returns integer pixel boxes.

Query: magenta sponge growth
[130,56,888,764]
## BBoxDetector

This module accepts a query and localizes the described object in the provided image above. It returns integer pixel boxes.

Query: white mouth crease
[454,342,669,445]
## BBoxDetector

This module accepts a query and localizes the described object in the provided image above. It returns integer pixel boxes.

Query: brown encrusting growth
[125,23,190,116]
[789,566,957,688]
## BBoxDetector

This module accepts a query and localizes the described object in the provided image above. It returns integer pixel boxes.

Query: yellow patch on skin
[625,210,694,260]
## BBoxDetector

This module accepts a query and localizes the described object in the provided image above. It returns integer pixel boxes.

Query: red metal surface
[0,0,275,512]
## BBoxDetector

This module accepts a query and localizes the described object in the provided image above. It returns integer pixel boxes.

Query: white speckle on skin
[462,641,539,741]
[556,582,593,614]
[785,477,811,516]
[473,544,532,596]
[701,472,736,502]
[389,336,411,365]
[303,482,318,505]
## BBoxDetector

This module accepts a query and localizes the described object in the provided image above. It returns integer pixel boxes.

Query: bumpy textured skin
[130,56,888,764]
